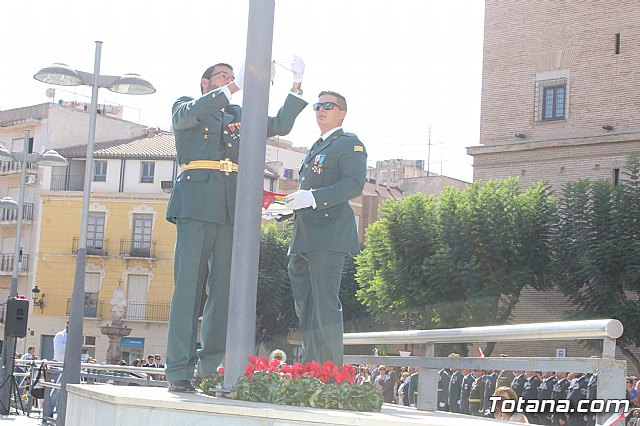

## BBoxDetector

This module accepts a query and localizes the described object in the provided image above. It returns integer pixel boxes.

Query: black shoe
[168,380,196,393]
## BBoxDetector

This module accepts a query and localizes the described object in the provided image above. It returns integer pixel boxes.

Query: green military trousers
[165,218,233,383]
[288,251,347,366]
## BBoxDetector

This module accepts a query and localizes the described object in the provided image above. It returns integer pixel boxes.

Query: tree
[552,154,640,373]
[355,177,555,355]
[256,222,298,352]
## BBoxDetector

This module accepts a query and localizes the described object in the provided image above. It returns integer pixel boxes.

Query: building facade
[469,0,640,189]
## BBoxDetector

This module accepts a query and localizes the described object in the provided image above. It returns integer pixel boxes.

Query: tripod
[0,336,26,416]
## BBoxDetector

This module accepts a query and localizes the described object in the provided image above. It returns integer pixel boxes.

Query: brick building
[468,0,640,372]
[469,0,640,189]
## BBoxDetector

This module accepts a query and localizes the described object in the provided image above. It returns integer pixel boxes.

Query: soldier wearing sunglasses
[165,58,307,393]
[283,90,367,365]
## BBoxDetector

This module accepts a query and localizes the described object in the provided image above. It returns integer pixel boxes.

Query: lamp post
[33,40,155,425]
[0,129,67,415]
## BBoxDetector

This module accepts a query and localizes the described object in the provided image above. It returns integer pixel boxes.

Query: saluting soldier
[448,365,464,413]
[522,371,542,424]
[469,368,487,416]
[538,371,558,425]
[460,369,475,415]
[584,373,597,426]
[165,60,307,392]
[551,372,570,426]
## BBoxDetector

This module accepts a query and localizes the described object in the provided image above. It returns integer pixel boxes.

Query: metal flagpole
[223,0,275,388]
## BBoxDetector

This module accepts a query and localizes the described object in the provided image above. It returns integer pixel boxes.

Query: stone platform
[65,384,503,426]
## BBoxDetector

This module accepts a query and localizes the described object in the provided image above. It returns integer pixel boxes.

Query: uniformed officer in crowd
[566,372,589,426]
[537,371,558,425]
[483,369,498,416]
[460,368,475,414]
[551,372,570,426]
[496,355,515,389]
[438,367,452,411]
[511,370,527,397]
[448,359,464,413]
[522,371,542,424]
[469,368,487,416]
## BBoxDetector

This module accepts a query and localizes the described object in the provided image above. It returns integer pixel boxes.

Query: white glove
[283,189,316,210]
[291,55,305,83]
[234,63,245,90]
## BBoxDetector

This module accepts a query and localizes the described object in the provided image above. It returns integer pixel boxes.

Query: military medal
[312,154,326,174]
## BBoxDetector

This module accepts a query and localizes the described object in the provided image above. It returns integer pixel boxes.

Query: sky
[1,1,485,182]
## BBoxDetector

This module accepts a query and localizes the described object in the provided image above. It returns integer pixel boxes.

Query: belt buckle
[220,158,233,175]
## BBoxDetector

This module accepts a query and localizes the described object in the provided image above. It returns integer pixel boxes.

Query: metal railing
[0,160,38,175]
[50,174,84,191]
[119,239,157,259]
[344,319,626,424]
[0,203,34,222]
[72,236,109,256]
[66,298,105,319]
[0,254,29,273]
[125,301,170,322]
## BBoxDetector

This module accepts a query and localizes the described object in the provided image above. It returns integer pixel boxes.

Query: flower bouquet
[208,357,382,412]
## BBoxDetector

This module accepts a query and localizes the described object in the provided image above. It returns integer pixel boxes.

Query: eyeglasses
[155,357,161,360]
[312,102,341,111]
[206,71,235,81]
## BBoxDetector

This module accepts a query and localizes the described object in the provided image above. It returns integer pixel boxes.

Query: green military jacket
[468,374,486,415]
[289,129,367,255]
[167,89,307,225]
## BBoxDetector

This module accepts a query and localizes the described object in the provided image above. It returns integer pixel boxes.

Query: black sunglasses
[312,102,341,111]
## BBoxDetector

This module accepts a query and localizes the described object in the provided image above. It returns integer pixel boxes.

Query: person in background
[44,322,68,420]
[492,386,529,423]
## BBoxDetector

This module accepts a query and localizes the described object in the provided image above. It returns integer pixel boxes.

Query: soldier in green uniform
[165,60,308,392]
[448,358,463,413]
[468,368,487,416]
[438,367,452,411]
[284,91,366,365]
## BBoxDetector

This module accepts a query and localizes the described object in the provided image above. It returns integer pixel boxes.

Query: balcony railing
[66,298,105,319]
[0,161,38,176]
[120,239,157,259]
[125,301,170,322]
[0,254,29,273]
[0,203,34,223]
[72,236,109,256]
[50,174,84,191]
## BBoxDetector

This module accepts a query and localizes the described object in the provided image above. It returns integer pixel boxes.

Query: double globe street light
[32,41,155,425]
[0,131,67,415]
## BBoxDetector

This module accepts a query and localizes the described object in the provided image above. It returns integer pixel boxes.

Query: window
[140,162,155,183]
[87,212,105,254]
[94,160,107,182]
[535,78,568,122]
[615,33,621,54]
[614,168,620,186]
[84,272,100,318]
[132,214,153,257]
[126,275,148,320]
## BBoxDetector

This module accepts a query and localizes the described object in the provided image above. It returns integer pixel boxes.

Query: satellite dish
[45,88,55,99]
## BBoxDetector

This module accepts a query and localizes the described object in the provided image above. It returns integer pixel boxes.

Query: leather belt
[468,399,482,403]
[180,159,238,175]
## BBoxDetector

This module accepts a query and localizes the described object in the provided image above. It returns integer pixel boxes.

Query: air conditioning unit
[25,175,38,185]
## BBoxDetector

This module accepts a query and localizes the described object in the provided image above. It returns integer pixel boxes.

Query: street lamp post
[33,40,155,425]
[0,130,67,415]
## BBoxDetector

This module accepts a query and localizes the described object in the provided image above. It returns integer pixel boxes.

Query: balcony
[72,237,109,257]
[120,239,157,259]
[125,301,170,322]
[0,203,34,224]
[66,298,105,319]
[50,174,84,191]
[65,300,170,322]
[0,161,38,176]
[0,254,29,274]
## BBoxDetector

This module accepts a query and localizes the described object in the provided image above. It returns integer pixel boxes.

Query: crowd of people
[352,356,640,425]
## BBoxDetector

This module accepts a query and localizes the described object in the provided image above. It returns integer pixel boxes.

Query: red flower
[318,360,338,383]
[244,364,255,380]
[291,362,305,379]
[217,367,225,374]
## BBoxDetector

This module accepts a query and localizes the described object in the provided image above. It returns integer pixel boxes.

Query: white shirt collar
[320,126,342,141]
